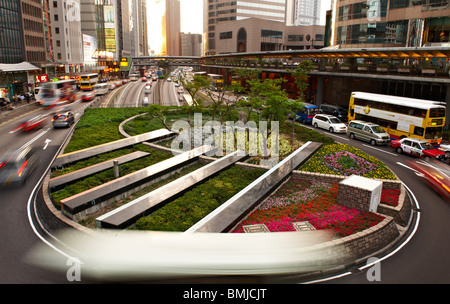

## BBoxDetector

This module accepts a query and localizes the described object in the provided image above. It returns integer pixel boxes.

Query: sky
[147,0,332,54]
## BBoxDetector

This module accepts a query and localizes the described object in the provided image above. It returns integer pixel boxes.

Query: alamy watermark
[170,113,280,167]
[366,257,381,282]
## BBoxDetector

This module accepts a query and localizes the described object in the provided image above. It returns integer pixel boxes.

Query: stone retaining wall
[306,215,400,269]
[291,170,410,227]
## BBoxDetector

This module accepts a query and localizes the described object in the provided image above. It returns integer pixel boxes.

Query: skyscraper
[286,0,321,26]
[50,0,83,73]
[164,0,181,56]
[204,0,324,54]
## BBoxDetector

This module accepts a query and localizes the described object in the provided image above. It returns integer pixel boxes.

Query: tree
[288,60,315,149]
[180,74,209,107]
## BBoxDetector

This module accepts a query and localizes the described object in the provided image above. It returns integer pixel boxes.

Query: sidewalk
[0,100,39,119]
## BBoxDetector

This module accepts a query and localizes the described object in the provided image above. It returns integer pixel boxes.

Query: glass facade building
[0,1,26,64]
[331,0,450,48]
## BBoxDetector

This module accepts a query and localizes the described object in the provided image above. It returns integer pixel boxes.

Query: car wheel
[314,123,318,128]
[370,139,377,146]
[423,155,430,161]
[329,127,334,133]
[349,133,355,139]
[396,147,403,154]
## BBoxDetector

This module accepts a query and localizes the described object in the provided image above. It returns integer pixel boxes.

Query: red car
[392,137,448,161]
[81,92,95,102]
[409,159,450,201]
[13,115,47,132]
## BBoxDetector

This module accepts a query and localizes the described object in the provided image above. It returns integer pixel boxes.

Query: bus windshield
[429,108,446,118]
[425,127,443,140]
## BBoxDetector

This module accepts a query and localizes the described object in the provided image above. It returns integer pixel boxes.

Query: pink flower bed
[232,178,387,237]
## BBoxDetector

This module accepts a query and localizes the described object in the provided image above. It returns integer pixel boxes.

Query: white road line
[396,161,424,177]
[17,128,50,151]
[327,133,349,141]
[363,144,398,157]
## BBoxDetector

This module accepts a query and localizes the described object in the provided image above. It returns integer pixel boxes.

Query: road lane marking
[327,133,349,141]
[17,128,50,151]
[363,144,398,157]
[396,161,424,177]
[0,108,41,128]
[43,138,52,150]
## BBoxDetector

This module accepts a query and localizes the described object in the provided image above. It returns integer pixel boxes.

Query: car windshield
[420,142,434,150]
[371,126,385,133]
[329,118,342,124]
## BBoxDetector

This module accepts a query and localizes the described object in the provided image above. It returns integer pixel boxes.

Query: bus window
[425,127,443,140]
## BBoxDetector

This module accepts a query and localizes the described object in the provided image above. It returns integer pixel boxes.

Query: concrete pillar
[316,77,324,106]
[446,85,450,129]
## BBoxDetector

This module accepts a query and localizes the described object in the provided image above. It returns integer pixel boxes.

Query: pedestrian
[13,94,18,106]
[25,93,30,103]
[0,98,6,111]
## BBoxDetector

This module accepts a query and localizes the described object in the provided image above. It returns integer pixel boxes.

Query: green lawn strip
[51,144,152,178]
[77,162,205,229]
[131,165,265,232]
[50,148,173,209]
[65,107,151,153]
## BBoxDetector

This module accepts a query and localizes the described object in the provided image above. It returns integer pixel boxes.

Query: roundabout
[26,109,420,283]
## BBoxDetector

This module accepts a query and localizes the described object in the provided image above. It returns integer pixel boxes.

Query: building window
[261,29,283,39]
[219,31,232,39]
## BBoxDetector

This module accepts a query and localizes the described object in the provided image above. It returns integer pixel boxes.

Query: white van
[93,83,110,96]
[142,96,149,106]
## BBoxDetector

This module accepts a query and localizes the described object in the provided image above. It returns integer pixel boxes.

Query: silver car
[0,147,38,187]
[52,111,75,128]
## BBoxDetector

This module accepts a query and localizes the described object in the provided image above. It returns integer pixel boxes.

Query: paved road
[0,90,448,283]
[296,124,450,284]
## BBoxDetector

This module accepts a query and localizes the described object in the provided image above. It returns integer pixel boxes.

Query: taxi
[391,137,448,161]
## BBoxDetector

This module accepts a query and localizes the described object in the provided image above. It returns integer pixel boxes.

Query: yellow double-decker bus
[207,74,224,92]
[348,92,446,146]
[80,73,99,91]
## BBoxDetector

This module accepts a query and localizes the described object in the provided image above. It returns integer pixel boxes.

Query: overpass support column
[446,85,450,129]
[316,77,324,106]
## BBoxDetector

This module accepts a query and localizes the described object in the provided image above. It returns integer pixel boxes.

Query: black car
[52,111,75,128]
[319,104,348,122]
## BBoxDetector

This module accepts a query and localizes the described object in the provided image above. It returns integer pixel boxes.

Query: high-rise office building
[204,0,324,54]
[330,0,450,48]
[286,0,321,26]
[164,0,181,56]
[0,1,26,64]
[180,32,203,56]
[131,0,149,56]
[50,0,83,74]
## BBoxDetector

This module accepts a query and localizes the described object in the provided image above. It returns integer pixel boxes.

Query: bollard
[113,160,119,178]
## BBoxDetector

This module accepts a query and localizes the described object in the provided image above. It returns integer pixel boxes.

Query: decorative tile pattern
[293,221,316,232]
[243,224,270,233]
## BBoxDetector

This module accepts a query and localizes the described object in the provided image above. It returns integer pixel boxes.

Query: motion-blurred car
[392,137,448,161]
[141,77,147,82]
[52,111,74,128]
[109,84,116,91]
[144,85,151,94]
[114,81,122,88]
[409,159,450,201]
[0,146,38,187]
[142,96,149,106]
[81,92,95,102]
[13,115,47,132]
[439,144,450,155]
[167,78,172,82]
